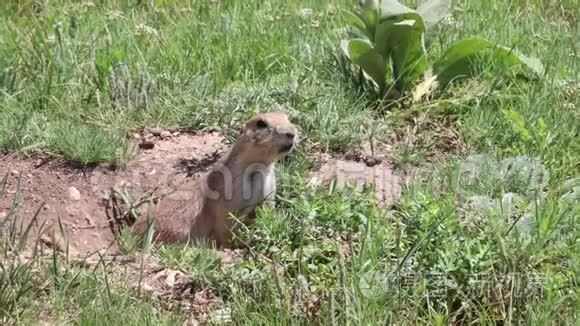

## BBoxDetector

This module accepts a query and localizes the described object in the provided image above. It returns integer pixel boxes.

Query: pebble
[34,158,48,168]
[11,169,19,176]
[115,179,130,188]
[99,162,117,171]
[160,130,172,139]
[149,128,163,136]
[68,186,81,201]
[364,157,382,167]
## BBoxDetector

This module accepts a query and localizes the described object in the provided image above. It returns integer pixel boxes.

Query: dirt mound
[308,153,406,206]
[1,131,406,257]
[0,132,226,256]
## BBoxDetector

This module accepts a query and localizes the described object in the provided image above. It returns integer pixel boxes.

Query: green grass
[0,253,186,324]
[1,0,578,324]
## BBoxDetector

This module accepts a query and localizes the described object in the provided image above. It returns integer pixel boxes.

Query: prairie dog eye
[255,119,268,129]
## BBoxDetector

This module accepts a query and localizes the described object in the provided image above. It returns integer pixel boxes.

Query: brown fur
[132,112,298,248]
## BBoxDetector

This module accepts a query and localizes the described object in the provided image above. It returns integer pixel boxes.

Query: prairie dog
[132,112,298,248]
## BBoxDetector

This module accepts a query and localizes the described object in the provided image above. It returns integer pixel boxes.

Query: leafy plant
[340,0,544,99]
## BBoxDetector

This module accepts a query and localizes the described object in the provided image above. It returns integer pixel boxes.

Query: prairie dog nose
[277,128,297,141]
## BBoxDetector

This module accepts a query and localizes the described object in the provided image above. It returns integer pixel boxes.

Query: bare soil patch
[308,151,407,206]
[0,131,226,256]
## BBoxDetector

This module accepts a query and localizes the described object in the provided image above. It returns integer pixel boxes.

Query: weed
[340,0,543,99]
[48,122,130,166]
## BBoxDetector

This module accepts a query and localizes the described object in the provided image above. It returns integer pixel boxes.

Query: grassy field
[1,0,578,324]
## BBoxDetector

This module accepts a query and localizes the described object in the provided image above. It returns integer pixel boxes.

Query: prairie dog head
[235,112,298,165]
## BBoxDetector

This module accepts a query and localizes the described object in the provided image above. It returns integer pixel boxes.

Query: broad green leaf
[417,0,452,30]
[340,39,352,60]
[496,45,544,76]
[370,0,429,92]
[379,0,426,31]
[374,12,428,92]
[348,38,374,59]
[361,0,380,30]
[347,39,387,92]
[394,19,419,27]
[388,27,428,93]
[362,0,381,12]
[342,9,369,36]
[433,38,544,87]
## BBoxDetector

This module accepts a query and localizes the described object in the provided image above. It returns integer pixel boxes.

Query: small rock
[364,156,382,167]
[115,179,130,188]
[172,131,181,137]
[160,130,172,139]
[0,211,7,218]
[68,186,81,201]
[99,162,117,171]
[132,133,141,140]
[149,127,163,136]
[11,169,19,176]
[139,140,155,150]
[156,269,183,288]
[43,205,50,211]
[34,158,48,168]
